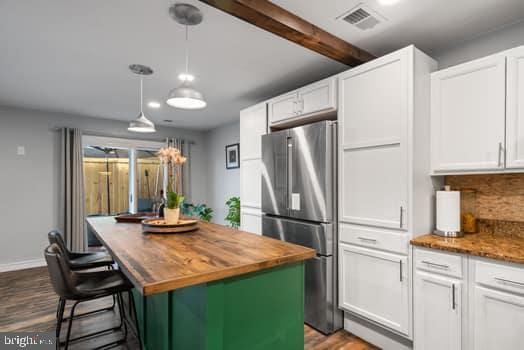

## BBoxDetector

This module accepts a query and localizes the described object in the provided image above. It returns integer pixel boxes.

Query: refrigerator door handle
[287,136,293,210]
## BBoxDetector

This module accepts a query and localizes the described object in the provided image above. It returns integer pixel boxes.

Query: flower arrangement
[157,145,187,223]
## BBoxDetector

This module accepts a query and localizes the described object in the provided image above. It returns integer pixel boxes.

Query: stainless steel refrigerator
[261,120,343,334]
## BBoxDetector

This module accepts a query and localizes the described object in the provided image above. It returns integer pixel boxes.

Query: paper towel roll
[436,191,461,233]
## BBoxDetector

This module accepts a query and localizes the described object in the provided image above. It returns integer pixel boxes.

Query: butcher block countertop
[411,232,524,264]
[87,216,315,296]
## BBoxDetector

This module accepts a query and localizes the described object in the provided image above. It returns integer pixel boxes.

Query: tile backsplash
[445,174,524,237]
[445,174,524,222]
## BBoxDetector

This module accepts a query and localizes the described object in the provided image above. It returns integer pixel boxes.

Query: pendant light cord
[140,77,144,114]
[185,25,189,76]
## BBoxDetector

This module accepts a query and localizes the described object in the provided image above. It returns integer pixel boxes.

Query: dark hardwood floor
[0,267,378,349]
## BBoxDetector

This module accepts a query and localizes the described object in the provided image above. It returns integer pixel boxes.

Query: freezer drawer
[262,215,334,256]
[305,255,342,334]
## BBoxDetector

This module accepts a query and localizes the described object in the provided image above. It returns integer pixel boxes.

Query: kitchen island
[87,217,315,350]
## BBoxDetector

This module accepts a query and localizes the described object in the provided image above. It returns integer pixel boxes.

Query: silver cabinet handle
[421,260,450,270]
[451,283,456,310]
[293,101,298,115]
[494,277,524,288]
[399,206,404,228]
[399,260,403,282]
[498,142,504,167]
[357,237,377,243]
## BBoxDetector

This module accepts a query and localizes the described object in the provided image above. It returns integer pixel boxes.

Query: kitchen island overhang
[87,217,315,350]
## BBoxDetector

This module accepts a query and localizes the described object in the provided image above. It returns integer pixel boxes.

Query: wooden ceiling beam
[198,0,375,66]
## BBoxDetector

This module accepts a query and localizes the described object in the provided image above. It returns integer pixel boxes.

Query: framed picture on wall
[225,143,240,169]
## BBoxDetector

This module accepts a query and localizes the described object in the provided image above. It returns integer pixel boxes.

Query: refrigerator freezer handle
[287,136,293,210]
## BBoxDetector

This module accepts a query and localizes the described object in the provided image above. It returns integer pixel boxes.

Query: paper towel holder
[433,229,464,238]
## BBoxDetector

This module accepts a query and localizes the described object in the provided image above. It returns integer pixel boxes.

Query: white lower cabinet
[414,270,462,350]
[472,286,524,350]
[413,248,524,350]
[470,258,524,350]
[339,243,409,335]
[240,207,262,235]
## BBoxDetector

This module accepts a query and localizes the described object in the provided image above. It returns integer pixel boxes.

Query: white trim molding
[0,258,46,273]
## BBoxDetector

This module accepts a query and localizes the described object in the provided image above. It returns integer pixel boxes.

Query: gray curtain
[170,138,191,202]
[59,128,86,251]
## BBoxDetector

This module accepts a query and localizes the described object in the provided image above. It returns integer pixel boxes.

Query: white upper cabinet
[297,77,336,116]
[268,91,298,125]
[240,102,267,161]
[268,77,337,126]
[339,48,410,230]
[431,54,506,173]
[506,46,524,169]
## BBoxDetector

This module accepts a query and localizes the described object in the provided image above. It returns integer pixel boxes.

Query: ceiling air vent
[338,3,386,30]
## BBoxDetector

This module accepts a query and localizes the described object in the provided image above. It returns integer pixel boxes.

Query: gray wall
[434,20,524,68]
[205,122,240,226]
[0,106,209,267]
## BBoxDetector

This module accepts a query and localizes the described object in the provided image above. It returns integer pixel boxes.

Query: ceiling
[1,1,523,131]
[273,0,524,57]
[0,0,346,130]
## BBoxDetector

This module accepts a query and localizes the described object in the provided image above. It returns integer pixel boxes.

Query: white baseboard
[344,313,413,350]
[0,258,46,272]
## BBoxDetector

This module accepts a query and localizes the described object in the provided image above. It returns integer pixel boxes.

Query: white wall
[205,122,240,226]
[0,106,209,269]
[434,20,524,68]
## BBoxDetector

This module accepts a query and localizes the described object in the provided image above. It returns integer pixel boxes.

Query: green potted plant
[225,197,240,229]
[157,146,187,224]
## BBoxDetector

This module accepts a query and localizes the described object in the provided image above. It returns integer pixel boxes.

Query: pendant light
[166,3,207,110]
[128,64,156,133]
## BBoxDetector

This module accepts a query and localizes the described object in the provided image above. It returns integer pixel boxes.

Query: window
[83,136,166,216]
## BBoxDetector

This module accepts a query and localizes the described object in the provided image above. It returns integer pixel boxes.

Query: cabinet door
[506,46,524,169]
[339,243,409,335]
[339,49,408,230]
[240,159,261,208]
[240,103,267,161]
[472,286,524,350]
[240,207,262,234]
[414,270,461,350]
[297,78,336,116]
[268,91,298,125]
[431,54,506,172]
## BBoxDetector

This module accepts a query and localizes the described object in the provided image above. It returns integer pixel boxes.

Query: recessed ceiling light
[377,0,401,5]
[148,101,161,108]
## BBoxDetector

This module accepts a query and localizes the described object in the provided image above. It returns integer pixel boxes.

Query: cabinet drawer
[474,259,524,295]
[414,247,463,278]
[339,223,409,254]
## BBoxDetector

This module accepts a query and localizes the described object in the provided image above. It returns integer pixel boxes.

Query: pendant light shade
[128,64,156,133]
[166,81,207,109]
[128,112,156,133]
[167,3,207,110]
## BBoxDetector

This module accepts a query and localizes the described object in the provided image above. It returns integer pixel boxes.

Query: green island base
[132,262,305,350]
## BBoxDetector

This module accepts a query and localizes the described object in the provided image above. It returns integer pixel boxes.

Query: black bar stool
[48,230,116,320]
[48,230,114,270]
[44,243,142,350]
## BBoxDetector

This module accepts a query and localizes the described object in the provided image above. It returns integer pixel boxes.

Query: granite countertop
[411,232,524,264]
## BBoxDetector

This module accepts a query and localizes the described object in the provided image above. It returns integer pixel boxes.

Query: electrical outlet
[17,146,26,156]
